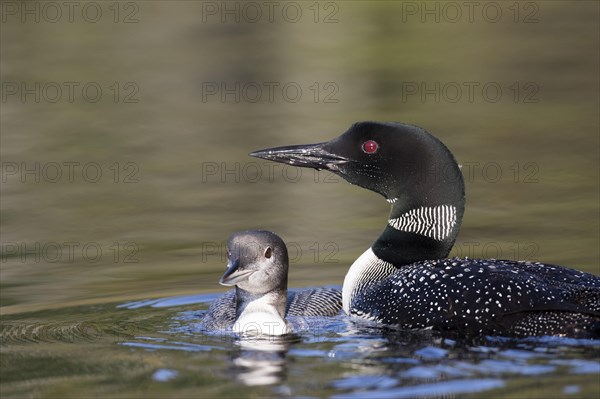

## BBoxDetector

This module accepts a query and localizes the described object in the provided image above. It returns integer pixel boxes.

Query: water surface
[1,1,599,397]
[2,293,599,398]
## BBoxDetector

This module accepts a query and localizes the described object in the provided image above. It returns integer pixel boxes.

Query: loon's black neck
[371,154,465,267]
[372,202,464,267]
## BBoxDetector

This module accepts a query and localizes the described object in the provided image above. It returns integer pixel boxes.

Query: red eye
[362,140,379,154]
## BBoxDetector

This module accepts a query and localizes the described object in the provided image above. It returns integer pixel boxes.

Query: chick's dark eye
[362,140,379,154]
[264,247,272,259]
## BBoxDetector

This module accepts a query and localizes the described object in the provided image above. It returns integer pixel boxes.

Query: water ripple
[331,378,505,399]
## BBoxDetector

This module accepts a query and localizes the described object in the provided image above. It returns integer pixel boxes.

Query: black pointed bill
[219,259,255,286]
[249,143,347,171]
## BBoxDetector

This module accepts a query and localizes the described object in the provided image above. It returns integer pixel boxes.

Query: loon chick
[250,121,600,338]
[202,230,342,335]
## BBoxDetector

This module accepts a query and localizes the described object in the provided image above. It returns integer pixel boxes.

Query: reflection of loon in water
[251,121,600,338]
[231,338,294,386]
[202,230,341,335]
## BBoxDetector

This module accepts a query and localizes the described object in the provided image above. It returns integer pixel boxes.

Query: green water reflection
[2,1,598,314]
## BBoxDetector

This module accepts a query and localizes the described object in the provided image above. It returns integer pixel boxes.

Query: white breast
[233,292,290,335]
[233,312,291,336]
[342,248,396,314]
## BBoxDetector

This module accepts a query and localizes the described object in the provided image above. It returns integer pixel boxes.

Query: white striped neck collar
[388,205,457,241]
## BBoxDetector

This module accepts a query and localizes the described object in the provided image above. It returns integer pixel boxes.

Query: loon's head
[250,122,464,207]
[220,230,289,295]
[250,122,465,266]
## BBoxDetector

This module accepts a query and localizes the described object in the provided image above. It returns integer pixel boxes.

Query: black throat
[371,142,465,266]
[372,204,464,266]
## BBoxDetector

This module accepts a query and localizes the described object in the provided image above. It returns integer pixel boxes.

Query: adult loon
[202,230,342,335]
[250,121,600,338]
